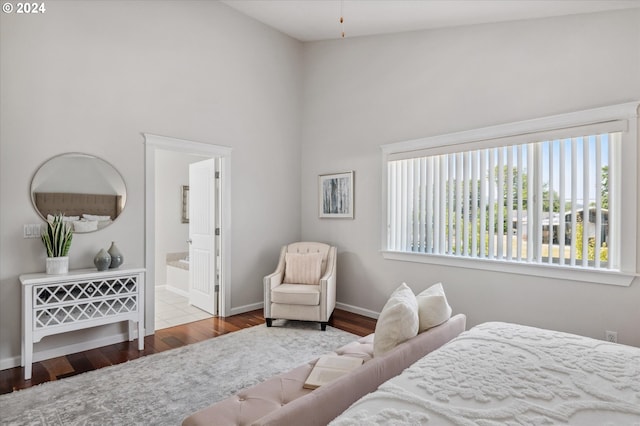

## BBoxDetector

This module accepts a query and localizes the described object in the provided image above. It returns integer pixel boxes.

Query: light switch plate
[23,224,42,239]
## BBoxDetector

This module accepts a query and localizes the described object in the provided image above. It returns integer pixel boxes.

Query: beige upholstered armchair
[264,242,337,331]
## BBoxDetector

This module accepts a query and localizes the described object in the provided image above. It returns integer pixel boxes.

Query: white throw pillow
[373,283,419,357]
[416,282,452,333]
[282,252,323,285]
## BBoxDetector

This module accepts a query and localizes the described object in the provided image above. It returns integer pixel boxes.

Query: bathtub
[166,252,189,296]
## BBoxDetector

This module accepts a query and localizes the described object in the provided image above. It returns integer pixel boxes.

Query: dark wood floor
[0,309,376,395]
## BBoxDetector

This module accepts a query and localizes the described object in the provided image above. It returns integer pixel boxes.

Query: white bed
[331,322,640,425]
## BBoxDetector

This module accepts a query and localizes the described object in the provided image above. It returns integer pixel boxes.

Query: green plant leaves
[41,213,73,257]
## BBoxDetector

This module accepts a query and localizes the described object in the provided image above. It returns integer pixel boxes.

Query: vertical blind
[387,132,620,270]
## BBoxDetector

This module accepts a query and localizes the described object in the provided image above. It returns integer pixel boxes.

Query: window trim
[381,102,639,287]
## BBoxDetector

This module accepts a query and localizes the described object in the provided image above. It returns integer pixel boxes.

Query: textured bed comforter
[331,322,640,425]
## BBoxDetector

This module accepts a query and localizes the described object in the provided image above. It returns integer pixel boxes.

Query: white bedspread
[331,322,640,425]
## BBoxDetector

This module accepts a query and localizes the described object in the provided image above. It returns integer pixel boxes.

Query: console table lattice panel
[33,277,139,328]
[20,267,145,380]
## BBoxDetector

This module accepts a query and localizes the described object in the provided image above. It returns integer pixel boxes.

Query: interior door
[188,158,218,315]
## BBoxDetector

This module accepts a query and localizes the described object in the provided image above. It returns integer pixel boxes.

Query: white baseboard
[335,302,380,319]
[0,355,23,371]
[226,301,379,319]
[165,285,189,298]
[227,301,263,316]
[0,352,25,371]
[0,331,140,371]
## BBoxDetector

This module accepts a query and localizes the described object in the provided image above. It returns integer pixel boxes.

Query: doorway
[154,153,215,328]
[144,134,232,334]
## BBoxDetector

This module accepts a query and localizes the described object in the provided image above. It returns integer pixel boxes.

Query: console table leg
[128,320,135,341]
[24,345,33,380]
[138,322,144,351]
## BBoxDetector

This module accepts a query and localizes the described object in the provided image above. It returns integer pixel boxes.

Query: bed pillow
[282,252,323,285]
[96,219,113,229]
[73,220,98,233]
[373,283,419,357]
[82,214,111,221]
[416,282,452,333]
[47,214,80,222]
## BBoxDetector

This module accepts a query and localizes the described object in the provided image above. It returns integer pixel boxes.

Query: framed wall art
[181,185,189,223]
[319,171,354,219]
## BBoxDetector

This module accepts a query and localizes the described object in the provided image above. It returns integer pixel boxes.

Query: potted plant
[41,213,73,274]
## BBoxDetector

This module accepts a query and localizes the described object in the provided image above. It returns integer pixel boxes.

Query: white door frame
[144,133,232,333]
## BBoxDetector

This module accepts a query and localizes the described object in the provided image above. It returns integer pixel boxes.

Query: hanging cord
[340,0,345,38]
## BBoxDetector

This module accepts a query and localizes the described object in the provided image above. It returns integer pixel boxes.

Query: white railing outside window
[382,103,639,286]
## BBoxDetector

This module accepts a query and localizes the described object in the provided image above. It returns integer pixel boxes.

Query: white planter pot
[46,256,69,275]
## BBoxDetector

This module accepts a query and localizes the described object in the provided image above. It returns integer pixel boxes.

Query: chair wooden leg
[266,318,272,327]
[320,322,327,331]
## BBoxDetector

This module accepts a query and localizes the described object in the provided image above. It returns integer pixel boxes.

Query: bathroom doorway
[153,151,214,329]
[144,134,232,333]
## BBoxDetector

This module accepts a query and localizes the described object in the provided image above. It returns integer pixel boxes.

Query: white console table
[19,266,145,380]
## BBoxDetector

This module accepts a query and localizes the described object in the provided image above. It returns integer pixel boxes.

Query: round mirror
[31,153,127,233]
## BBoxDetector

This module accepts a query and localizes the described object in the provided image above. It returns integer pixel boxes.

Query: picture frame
[181,185,189,223]
[319,171,354,219]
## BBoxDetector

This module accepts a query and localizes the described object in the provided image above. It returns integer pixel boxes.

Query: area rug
[0,322,358,426]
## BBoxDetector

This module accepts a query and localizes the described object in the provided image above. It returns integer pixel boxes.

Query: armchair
[264,242,337,331]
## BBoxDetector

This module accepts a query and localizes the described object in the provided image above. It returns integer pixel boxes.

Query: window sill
[381,251,636,287]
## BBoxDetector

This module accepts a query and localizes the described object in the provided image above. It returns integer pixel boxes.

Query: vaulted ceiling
[222,0,640,42]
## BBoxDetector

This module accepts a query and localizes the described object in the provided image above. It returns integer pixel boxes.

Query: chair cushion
[283,252,323,285]
[271,284,320,305]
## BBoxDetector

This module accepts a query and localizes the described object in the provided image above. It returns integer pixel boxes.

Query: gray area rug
[0,322,358,426]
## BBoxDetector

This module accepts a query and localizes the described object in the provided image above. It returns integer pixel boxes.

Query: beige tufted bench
[182,314,466,426]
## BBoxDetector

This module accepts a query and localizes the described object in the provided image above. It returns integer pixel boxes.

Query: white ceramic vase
[46,256,69,275]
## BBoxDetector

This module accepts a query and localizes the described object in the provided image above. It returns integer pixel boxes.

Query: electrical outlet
[605,330,617,343]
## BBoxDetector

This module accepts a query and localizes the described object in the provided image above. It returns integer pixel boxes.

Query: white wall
[300,10,640,346]
[154,150,204,287]
[0,1,302,368]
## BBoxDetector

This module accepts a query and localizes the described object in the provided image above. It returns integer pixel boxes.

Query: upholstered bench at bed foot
[182,314,466,426]
[188,364,315,426]
[182,334,374,426]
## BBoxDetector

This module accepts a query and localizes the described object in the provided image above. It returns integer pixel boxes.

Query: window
[382,103,639,286]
